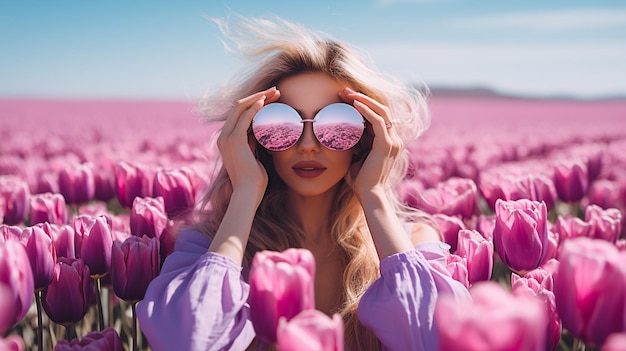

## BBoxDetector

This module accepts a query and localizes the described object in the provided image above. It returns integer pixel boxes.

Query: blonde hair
[194,15,434,350]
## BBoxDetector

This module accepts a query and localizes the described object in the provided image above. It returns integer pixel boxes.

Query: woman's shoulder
[173,227,213,253]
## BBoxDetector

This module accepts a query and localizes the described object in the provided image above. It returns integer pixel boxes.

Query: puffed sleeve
[358,242,470,351]
[136,230,255,351]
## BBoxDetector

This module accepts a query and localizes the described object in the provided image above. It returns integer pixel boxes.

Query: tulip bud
[494,199,549,273]
[130,196,168,239]
[516,174,557,212]
[0,175,30,225]
[554,215,593,242]
[276,310,344,351]
[456,229,493,285]
[39,222,75,259]
[553,160,589,203]
[0,225,23,243]
[75,215,113,278]
[114,161,154,208]
[94,165,116,202]
[415,177,478,219]
[249,248,316,344]
[0,335,24,351]
[0,239,34,334]
[433,214,465,252]
[110,235,160,303]
[445,254,469,289]
[42,257,93,326]
[554,237,626,346]
[435,281,547,351]
[586,179,622,209]
[602,333,626,351]
[23,226,57,291]
[152,168,196,219]
[29,192,68,225]
[585,205,622,243]
[475,214,495,241]
[53,327,123,351]
[58,163,96,205]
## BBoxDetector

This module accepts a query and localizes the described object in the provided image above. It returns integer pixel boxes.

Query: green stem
[35,290,43,351]
[572,338,586,351]
[132,302,138,351]
[65,324,76,341]
[95,277,105,330]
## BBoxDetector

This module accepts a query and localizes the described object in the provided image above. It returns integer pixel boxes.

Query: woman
[137,16,469,351]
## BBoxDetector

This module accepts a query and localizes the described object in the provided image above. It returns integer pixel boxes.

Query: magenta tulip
[94,165,116,202]
[0,175,30,225]
[53,327,123,351]
[152,167,196,218]
[130,196,168,239]
[29,192,68,225]
[553,159,589,203]
[512,270,561,351]
[586,179,622,209]
[276,310,344,351]
[445,254,469,288]
[493,199,549,273]
[554,215,593,242]
[516,174,557,212]
[455,229,493,285]
[0,225,23,243]
[249,248,316,344]
[435,281,547,351]
[585,205,622,243]
[0,335,24,351]
[433,213,465,252]
[475,214,495,240]
[554,237,626,346]
[42,257,93,326]
[39,222,75,259]
[0,239,34,334]
[58,163,96,205]
[415,177,478,219]
[23,226,57,291]
[75,215,113,278]
[110,235,160,303]
[114,161,154,208]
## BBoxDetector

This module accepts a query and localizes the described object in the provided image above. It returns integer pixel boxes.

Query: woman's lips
[292,161,326,178]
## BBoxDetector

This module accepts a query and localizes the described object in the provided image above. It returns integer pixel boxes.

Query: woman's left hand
[340,87,402,198]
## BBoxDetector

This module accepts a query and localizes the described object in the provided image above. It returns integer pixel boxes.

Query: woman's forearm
[208,188,261,265]
[358,187,415,260]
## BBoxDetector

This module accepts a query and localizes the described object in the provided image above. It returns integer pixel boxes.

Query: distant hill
[425,86,626,101]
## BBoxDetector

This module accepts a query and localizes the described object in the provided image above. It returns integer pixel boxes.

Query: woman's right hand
[217,87,281,200]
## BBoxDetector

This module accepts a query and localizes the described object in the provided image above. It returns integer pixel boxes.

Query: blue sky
[1,0,625,100]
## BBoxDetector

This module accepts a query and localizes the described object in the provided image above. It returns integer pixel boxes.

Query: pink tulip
[415,177,478,219]
[511,270,561,351]
[553,159,589,203]
[29,192,68,225]
[114,161,154,208]
[0,239,34,334]
[276,310,344,351]
[110,235,160,303]
[42,258,93,326]
[555,215,593,242]
[93,165,116,202]
[0,225,23,243]
[130,196,168,239]
[445,254,469,288]
[587,179,622,209]
[585,205,622,243]
[58,163,96,205]
[0,335,24,351]
[249,248,316,344]
[75,215,113,278]
[53,327,123,351]
[554,237,626,346]
[493,199,549,273]
[435,281,547,351]
[152,167,196,218]
[603,333,626,351]
[455,229,493,285]
[0,175,30,225]
[433,213,465,252]
[39,222,75,259]
[516,174,557,212]
[23,226,57,291]
[478,173,526,211]
[475,214,495,240]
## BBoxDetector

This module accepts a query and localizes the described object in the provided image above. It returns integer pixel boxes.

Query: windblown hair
[193,15,434,350]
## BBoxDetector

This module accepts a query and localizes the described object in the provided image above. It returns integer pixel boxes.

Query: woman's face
[270,72,357,197]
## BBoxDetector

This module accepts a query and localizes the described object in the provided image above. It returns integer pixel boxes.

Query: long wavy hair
[193,15,434,350]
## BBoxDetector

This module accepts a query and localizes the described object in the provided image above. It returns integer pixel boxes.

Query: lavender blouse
[137,228,470,351]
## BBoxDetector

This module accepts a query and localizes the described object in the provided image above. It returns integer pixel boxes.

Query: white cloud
[447,9,626,30]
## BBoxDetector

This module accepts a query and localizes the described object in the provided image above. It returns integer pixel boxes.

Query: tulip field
[1,95,626,350]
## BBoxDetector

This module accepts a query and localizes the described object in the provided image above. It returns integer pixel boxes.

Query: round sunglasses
[252,103,365,151]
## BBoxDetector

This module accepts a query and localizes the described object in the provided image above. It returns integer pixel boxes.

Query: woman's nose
[296,122,320,152]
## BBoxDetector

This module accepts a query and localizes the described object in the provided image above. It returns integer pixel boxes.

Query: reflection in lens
[252,103,302,151]
[314,104,364,151]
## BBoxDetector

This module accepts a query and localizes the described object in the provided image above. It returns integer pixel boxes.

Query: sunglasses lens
[314,103,364,151]
[252,103,302,151]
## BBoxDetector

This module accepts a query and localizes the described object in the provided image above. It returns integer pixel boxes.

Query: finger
[222,87,279,135]
[353,100,390,138]
[341,87,390,122]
